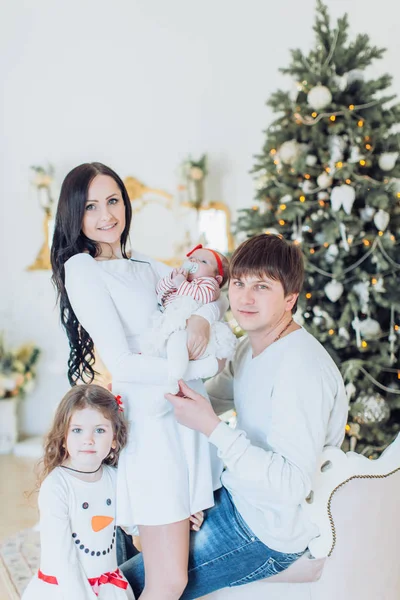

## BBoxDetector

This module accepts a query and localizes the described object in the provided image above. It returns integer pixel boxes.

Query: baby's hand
[171,268,188,287]
[190,510,205,532]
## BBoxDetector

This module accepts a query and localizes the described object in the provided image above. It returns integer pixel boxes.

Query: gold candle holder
[27,166,54,272]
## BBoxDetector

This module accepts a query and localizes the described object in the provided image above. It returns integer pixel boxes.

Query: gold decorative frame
[124,176,173,212]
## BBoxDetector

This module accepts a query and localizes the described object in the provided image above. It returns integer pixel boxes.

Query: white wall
[1,0,399,435]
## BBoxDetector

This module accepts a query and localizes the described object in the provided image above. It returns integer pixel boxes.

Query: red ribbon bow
[38,568,128,596]
[89,568,128,596]
[114,395,124,412]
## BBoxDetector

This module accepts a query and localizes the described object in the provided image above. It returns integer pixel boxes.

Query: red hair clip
[115,395,124,412]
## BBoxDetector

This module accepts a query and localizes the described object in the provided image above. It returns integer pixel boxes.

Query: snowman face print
[65,407,116,473]
[72,491,117,557]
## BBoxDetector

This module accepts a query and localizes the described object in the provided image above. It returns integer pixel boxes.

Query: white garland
[357,366,400,394]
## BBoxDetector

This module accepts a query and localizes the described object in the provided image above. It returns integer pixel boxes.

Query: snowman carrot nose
[91,515,114,532]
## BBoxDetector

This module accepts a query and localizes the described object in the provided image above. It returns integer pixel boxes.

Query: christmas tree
[236,0,400,457]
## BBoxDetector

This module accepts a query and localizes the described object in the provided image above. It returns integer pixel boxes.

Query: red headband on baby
[186,244,224,279]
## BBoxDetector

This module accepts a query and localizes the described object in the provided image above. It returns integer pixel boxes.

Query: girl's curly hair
[36,384,128,489]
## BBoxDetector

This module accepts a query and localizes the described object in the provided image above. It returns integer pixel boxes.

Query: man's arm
[167,356,340,507]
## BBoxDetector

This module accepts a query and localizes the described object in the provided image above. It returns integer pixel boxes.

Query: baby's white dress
[22,466,134,599]
[64,252,223,528]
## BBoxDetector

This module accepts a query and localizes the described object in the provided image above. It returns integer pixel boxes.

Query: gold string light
[299,195,306,202]
[329,329,334,335]
[306,292,312,299]
[358,120,364,127]
[359,159,366,166]
[361,340,368,348]
[280,204,287,210]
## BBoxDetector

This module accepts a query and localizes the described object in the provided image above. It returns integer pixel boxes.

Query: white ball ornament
[317,172,333,189]
[378,152,399,171]
[279,140,300,165]
[324,280,344,302]
[281,194,293,203]
[373,209,390,231]
[360,206,376,222]
[359,318,382,340]
[306,155,318,167]
[307,85,332,110]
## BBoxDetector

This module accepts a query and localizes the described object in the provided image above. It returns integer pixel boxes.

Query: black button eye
[82,502,89,509]
[106,498,112,506]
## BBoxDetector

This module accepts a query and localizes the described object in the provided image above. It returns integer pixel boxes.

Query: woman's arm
[64,254,171,385]
[38,476,95,599]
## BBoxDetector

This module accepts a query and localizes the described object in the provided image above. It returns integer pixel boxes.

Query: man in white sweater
[120,234,348,598]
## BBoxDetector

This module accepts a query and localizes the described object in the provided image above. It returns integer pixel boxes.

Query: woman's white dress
[64,252,223,528]
[22,466,134,599]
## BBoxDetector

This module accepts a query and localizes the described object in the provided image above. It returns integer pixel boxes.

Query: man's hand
[186,315,210,359]
[190,511,204,532]
[165,380,220,437]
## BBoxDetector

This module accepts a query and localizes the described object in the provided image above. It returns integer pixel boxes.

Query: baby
[142,244,237,393]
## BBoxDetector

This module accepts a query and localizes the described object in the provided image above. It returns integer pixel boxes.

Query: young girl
[22,384,134,600]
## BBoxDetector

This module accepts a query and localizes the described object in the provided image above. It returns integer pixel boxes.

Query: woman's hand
[186,315,210,360]
[190,511,205,532]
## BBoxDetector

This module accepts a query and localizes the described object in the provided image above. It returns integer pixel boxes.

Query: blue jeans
[118,486,304,599]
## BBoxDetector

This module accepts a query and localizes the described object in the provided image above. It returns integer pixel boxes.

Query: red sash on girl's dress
[38,568,128,596]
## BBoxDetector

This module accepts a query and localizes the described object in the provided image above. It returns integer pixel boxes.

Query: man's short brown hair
[230,234,304,311]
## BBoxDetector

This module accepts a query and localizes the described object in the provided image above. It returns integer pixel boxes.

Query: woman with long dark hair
[51,163,224,600]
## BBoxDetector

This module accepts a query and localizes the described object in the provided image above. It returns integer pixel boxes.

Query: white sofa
[200,434,400,600]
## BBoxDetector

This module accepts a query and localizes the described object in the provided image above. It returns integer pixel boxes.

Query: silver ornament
[352,393,390,425]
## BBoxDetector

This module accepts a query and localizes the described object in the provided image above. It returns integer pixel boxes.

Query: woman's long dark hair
[51,163,132,385]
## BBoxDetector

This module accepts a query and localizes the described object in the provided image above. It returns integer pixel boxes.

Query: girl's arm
[38,475,96,599]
